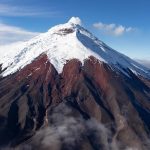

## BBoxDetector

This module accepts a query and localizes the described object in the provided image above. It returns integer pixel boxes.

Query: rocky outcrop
[0,54,150,150]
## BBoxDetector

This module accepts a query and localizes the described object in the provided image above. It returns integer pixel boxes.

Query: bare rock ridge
[0,17,150,150]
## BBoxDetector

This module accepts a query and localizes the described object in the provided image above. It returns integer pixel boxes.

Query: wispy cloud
[93,22,135,36]
[135,59,150,69]
[0,22,40,45]
[0,4,59,17]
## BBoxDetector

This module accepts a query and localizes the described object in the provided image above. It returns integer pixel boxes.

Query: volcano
[0,17,150,150]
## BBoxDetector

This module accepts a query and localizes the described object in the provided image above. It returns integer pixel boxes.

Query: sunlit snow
[0,17,149,78]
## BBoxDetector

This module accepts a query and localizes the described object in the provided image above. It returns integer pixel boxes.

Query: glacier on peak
[0,17,149,78]
[68,17,82,25]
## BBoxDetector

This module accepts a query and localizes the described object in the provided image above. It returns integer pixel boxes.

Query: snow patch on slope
[0,17,149,78]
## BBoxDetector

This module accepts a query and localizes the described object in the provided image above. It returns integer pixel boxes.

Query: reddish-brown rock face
[0,54,150,150]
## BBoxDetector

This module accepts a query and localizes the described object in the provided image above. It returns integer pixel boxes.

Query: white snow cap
[0,16,149,78]
[68,17,82,25]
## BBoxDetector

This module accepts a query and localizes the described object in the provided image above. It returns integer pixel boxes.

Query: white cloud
[0,23,40,45]
[135,59,150,69]
[93,22,135,36]
[0,4,59,17]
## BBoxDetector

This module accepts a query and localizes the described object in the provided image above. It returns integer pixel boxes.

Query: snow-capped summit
[0,17,150,149]
[68,17,82,25]
[0,17,149,78]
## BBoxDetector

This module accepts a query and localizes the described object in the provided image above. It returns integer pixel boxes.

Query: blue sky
[0,0,150,59]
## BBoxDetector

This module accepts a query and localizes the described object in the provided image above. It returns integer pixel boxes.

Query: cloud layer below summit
[0,22,40,45]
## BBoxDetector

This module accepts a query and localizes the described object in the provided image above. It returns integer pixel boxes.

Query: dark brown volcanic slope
[0,54,150,150]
